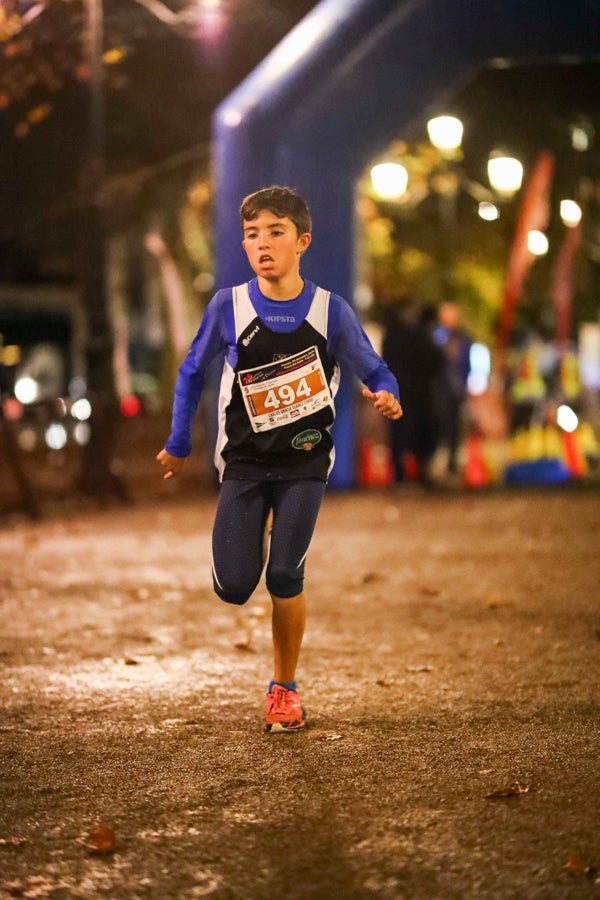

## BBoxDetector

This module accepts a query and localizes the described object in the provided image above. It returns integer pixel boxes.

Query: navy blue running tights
[211,478,326,606]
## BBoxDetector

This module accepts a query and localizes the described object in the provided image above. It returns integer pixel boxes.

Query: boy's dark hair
[240,186,312,235]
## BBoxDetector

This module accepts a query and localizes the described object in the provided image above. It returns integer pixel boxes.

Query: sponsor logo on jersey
[242,324,260,347]
[265,315,296,323]
[291,428,322,451]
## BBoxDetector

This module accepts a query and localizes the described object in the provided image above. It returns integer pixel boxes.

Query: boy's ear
[297,232,311,255]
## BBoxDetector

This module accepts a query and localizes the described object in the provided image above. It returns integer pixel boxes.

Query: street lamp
[527,230,549,256]
[426,115,463,155]
[487,153,523,197]
[370,162,408,199]
[560,199,582,228]
[478,201,500,221]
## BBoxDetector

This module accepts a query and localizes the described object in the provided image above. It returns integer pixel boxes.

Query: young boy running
[157,186,402,733]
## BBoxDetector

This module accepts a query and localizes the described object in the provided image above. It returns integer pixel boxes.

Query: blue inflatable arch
[213,0,600,487]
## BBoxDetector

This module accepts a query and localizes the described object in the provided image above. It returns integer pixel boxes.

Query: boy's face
[242,211,311,282]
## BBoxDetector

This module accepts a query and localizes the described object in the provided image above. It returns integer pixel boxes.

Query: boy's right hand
[156,449,188,480]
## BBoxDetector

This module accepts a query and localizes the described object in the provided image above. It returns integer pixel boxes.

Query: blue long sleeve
[165,291,229,457]
[328,296,400,400]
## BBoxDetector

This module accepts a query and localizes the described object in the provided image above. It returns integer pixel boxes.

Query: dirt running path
[1,488,599,899]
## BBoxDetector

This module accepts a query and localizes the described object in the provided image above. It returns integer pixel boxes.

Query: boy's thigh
[212,479,272,578]
[269,479,326,566]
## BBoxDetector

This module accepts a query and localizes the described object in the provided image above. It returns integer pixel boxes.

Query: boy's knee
[266,565,303,599]
[212,570,257,606]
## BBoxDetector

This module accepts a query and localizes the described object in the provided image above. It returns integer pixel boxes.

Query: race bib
[238,346,333,433]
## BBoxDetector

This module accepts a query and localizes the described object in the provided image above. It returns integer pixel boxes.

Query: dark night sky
[1,1,600,280]
[0,0,322,259]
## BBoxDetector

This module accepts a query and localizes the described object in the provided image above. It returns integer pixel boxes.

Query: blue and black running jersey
[165,278,399,482]
[216,282,338,481]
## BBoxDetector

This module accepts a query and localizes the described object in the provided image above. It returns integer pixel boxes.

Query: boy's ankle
[269,679,297,693]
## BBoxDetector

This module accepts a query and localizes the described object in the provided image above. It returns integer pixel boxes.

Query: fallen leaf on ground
[481,594,514,608]
[361,571,383,584]
[86,826,116,854]
[406,664,433,673]
[565,855,598,878]
[319,732,343,741]
[485,782,530,799]
[375,677,396,687]
[233,640,256,653]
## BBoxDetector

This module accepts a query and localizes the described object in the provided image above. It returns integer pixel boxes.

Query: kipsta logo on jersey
[266,315,296,324]
[242,324,260,347]
[291,429,322,451]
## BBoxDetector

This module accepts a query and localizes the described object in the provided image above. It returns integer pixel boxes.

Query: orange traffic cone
[463,432,489,488]
[359,440,394,486]
[562,429,587,479]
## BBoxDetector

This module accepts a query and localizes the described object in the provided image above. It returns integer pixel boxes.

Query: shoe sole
[265,720,306,734]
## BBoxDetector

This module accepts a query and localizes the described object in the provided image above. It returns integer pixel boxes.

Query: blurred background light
[556,404,578,432]
[68,376,87,400]
[426,115,463,153]
[3,398,23,420]
[18,427,37,452]
[45,423,68,450]
[527,229,549,255]
[487,154,523,196]
[478,201,500,221]
[14,376,39,404]
[120,394,141,417]
[74,422,91,446]
[71,398,92,421]
[560,199,582,227]
[569,123,592,152]
[467,342,491,395]
[370,163,408,199]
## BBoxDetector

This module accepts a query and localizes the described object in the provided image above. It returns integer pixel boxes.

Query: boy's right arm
[156,449,188,480]
[158,291,229,473]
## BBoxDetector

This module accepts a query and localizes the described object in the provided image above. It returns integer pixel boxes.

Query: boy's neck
[257,272,304,301]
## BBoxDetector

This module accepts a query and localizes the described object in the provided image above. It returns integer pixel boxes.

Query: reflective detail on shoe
[265,684,306,733]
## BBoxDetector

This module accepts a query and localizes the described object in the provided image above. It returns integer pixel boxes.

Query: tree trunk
[75,204,128,503]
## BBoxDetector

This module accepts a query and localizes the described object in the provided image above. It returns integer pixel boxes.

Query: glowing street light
[370,163,408,199]
[14,376,39,404]
[487,153,523,197]
[478,201,500,221]
[560,199,582,228]
[426,115,463,154]
[527,230,549,256]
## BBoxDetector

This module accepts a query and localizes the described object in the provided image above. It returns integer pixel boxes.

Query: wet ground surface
[1,486,599,899]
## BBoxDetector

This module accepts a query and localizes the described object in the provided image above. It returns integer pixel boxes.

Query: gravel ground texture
[1,486,599,900]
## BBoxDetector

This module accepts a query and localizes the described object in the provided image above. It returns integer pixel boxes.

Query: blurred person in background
[383,299,444,484]
[434,302,472,476]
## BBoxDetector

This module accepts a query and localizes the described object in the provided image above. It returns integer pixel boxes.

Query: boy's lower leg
[270,592,305,684]
[266,592,306,732]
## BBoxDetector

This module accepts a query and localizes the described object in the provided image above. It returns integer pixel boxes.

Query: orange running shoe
[265,684,306,733]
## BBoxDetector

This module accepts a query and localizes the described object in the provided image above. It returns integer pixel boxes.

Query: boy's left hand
[362,388,403,420]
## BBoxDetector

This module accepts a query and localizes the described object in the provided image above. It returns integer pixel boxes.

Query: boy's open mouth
[259,255,273,263]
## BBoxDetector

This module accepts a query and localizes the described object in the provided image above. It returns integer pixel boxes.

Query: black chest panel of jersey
[221,315,337,481]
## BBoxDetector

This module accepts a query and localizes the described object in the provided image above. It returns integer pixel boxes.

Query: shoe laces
[268,684,297,715]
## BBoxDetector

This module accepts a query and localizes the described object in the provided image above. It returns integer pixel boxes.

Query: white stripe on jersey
[232,283,257,338]
[214,358,235,480]
[305,286,329,338]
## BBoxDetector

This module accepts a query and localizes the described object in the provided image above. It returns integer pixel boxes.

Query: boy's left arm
[328,297,403,421]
